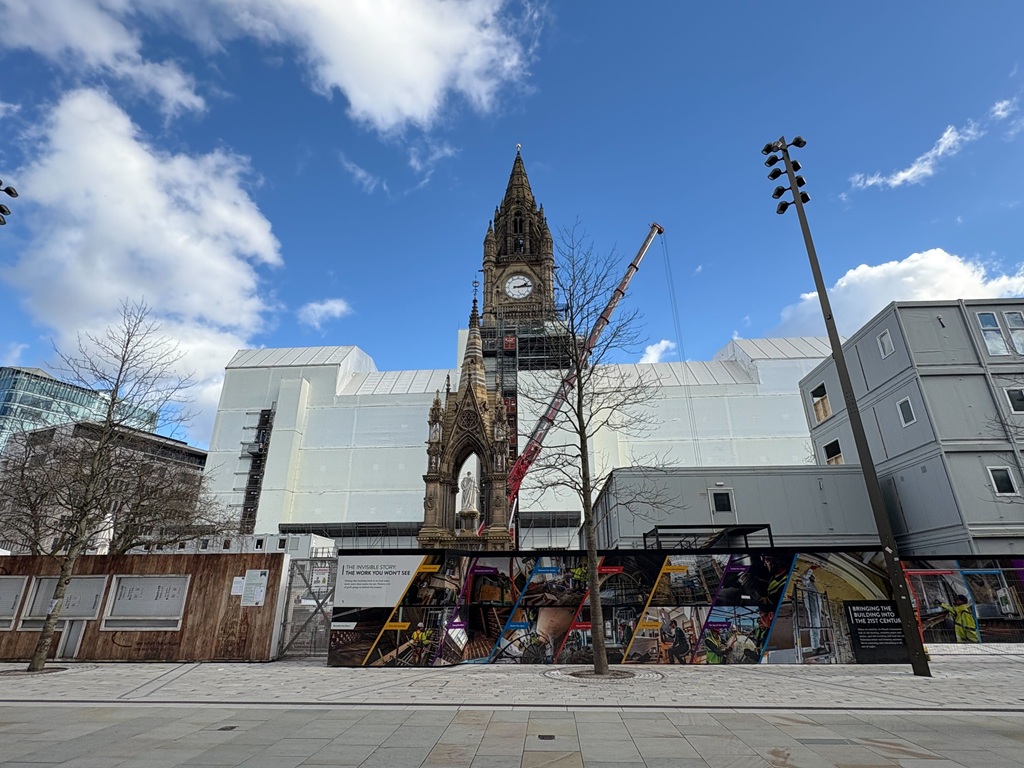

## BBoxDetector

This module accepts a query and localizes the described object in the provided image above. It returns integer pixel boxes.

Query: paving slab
[1,651,1024,767]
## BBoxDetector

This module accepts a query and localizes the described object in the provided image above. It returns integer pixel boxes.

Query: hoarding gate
[279,557,336,657]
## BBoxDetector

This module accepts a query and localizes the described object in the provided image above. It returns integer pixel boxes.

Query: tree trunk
[27,549,79,672]
[583,506,609,675]
[579,429,609,675]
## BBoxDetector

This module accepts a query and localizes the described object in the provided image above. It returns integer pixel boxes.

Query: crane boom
[506,222,665,517]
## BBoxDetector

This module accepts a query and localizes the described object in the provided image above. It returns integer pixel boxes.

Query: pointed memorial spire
[461,298,487,393]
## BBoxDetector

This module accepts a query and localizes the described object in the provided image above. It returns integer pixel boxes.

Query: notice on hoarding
[310,566,331,593]
[335,555,424,607]
[844,601,910,664]
[108,576,189,618]
[231,577,245,596]
[241,569,269,607]
[28,576,106,620]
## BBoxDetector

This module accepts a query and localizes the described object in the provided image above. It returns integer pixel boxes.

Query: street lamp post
[0,177,18,226]
[762,136,931,677]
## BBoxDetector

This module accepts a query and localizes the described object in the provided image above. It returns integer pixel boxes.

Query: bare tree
[0,301,234,671]
[517,224,671,675]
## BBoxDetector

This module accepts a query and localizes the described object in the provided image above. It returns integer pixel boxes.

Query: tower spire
[501,148,536,212]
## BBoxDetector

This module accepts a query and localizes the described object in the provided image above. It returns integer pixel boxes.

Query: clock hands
[504,275,533,298]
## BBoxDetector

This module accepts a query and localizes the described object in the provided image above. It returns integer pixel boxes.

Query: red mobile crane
[506,222,665,545]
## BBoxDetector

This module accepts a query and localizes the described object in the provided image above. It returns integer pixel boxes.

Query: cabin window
[978,312,1010,356]
[989,467,1018,496]
[877,329,895,358]
[823,440,844,465]
[811,383,832,424]
[897,397,916,427]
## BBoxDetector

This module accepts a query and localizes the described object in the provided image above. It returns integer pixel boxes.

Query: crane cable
[659,232,704,466]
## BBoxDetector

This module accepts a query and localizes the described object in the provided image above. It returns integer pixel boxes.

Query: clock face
[504,274,534,299]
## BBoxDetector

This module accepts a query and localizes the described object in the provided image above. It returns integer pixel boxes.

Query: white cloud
[1,88,280,443]
[2,342,28,366]
[850,123,983,189]
[185,0,537,133]
[297,298,352,331]
[339,152,386,194]
[991,98,1017,120]
[0,100,19,120]
[1,0,538,133]
[639,339,676,364]
[850,96,1022,191]
[408,140,458,174]
[771,248,1024,337]
[1006,117,1024,140]
[693,265,703,275]
[112,58,205,116]
[0,0,204,116]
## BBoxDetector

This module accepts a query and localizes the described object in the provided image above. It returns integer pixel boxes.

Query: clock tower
[419,148,572,550]
[481,148,556,326]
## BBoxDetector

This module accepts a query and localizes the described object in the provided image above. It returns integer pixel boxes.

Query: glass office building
[0,366,156,455]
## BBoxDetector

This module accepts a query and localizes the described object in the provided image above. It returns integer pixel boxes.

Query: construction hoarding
[328,550,1024,667]
[0,553,289,662]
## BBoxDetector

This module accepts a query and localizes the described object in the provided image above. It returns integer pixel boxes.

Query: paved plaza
[1,648,1023,767]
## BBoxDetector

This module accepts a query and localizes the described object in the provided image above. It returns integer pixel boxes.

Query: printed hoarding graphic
[903,559,1024,645]
[334,555,424,607]
[322,549,1024,667]
[844,601,911,664]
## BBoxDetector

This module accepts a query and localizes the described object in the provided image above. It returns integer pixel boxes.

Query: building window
[709,490,734,514]
[988,467,1018,496]
[277,538,287,550]
[978,312,1010,356]
[810,383,832,424]
[199,538,209,551]
[823,440,844,465]
[222,539,232,550]
[1005,389,1024,413]
[255,538,264,551]
[897,397,916,427]
[877,329,895,358]
[1004,312,1024,354]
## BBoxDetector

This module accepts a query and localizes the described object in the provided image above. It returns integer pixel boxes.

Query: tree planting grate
[544,667,663,683]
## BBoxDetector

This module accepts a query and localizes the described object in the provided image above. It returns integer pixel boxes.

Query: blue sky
[1,2,1023,445]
